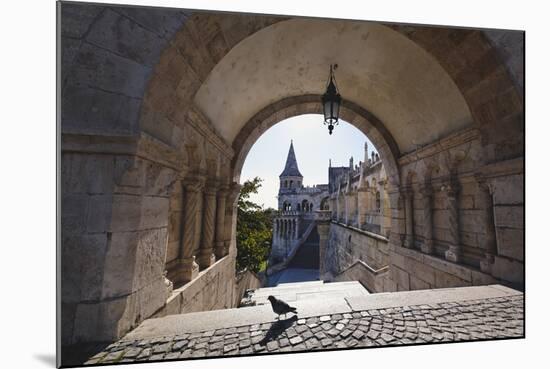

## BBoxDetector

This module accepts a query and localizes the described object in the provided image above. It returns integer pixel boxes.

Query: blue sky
[240,114,377,209]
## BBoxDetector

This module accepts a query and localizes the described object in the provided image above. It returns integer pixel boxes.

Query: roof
[279,141,303,177]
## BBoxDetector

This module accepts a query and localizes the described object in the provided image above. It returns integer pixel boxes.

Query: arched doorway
[60,4,523,347]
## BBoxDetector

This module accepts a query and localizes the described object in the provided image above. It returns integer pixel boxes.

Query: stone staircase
[244,280,369,306]
[84,284,524,365]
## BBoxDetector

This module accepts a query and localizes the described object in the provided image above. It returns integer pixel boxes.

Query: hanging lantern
[321,64,341,135]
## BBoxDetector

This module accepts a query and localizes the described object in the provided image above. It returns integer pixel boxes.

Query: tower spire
[279,140,303,178]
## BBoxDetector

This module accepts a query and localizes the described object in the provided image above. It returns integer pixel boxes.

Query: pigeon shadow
[259,315,298,346]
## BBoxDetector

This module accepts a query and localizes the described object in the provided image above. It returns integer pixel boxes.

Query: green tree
[236,177,275,273]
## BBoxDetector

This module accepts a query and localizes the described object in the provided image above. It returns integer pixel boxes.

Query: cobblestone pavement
[84,295,523,365]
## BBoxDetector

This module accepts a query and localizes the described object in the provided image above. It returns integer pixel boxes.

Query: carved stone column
[443,181,462,263]
[404,189,414,248]
[420,185,434,254]
[214,186,228,260]
[198,183,217,269]
[180,176,205,283]
[478,179,497,273]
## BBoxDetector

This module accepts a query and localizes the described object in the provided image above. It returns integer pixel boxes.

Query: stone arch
[231,95,401,187]
[60,2,524,346]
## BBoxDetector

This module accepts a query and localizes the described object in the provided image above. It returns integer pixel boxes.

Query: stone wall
[154,255,239,318]
[387,244,497,292]
[323,222,389,283]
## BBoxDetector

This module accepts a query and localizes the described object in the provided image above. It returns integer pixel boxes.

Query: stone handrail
[266,220,317,275]
[234,269,263,306]
[332,259,389,293]
[331,220,389,242]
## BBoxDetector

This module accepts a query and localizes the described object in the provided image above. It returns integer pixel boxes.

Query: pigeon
[267,295,297,319]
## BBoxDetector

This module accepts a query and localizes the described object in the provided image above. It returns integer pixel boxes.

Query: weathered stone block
[460,210,483,233]
[492,175,523,205]
[101,231,139,299]
[61,194,89,235]
[409,274,430,290]
[404,257,436,286]
[460,231,480,248]
[68,42,151,99]
[62,233,108,302]
[496,227,524,261]
[494,205,523,229]
[62,153,115,195]
[383,276,398,292]
[140,196,170,229]
[423,254,472,282]
[434,270,469,288]
[62,83,141,135]
[115,6,189,40]
[471,269,497,285]
[87,9,166,67]
[492,255,524,285]
[85,195,117,234]
[60,2,103,39]
[390,265,410,290]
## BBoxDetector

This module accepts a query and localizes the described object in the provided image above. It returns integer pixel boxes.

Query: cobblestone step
[85,285,524,365]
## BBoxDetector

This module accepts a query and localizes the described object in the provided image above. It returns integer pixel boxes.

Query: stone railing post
[224,182,242,257]
[198,182,217,269]
[443,181,462,263]
[179,175,205,283]
[214,186,228,260]
[477,179,497,273]
[420,185,434,254]
[315,210,331,277]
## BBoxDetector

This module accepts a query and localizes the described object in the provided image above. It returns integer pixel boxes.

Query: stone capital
[183,174,206,192]
[203,180,219,196]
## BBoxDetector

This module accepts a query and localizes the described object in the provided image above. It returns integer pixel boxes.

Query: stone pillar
[420,185,434,254]
[198,183,217,269]
[214,186,228,260]
[180,176,205,283]
[443,181,462,263]
[404,189,414,248]
[316,212,331,277]
[357,188,368,228]
[335,194,340,221]
[478,180,497,273]
[387,187,405,247]
[224,183,242,257]
[345,193,352,225]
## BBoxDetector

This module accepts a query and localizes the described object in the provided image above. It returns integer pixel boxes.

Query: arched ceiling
[194,18,473,154]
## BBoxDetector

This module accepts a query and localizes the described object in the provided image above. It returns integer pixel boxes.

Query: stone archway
[230,95,400,187]
[60,2,524,347]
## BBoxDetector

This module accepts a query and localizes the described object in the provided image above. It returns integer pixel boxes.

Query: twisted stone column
[404,189,414,248]
[214,186,228,260]
[420,185,434,254]
[478,179,497,273]
[443,181,462,263]
[180,176,205,282]
[198,184,217,269]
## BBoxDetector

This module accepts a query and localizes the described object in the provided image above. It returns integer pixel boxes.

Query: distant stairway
[243,280,369,306]
[288,226,320,269]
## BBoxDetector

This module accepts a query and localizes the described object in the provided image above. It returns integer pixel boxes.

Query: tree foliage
[236,177,275,273]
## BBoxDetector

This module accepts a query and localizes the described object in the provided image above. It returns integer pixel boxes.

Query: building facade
[270,141,388,267]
